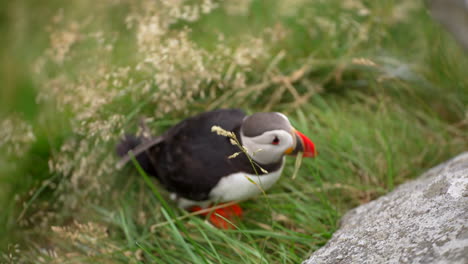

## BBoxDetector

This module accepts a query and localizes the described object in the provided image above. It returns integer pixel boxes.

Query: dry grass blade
[291,152,304,180]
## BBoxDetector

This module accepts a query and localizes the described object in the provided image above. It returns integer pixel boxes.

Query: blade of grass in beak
[292,152,304,180]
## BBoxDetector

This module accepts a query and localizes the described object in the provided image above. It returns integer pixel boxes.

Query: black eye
[272,136,280,145]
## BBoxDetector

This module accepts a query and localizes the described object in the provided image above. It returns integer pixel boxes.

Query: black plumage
[117,109,283,201]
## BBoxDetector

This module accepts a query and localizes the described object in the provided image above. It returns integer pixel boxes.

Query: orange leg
[188,203,243,229]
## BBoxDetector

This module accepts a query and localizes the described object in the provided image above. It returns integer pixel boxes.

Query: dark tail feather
[116,134,157,176]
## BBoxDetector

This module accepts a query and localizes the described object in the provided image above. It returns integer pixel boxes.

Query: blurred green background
[1,0,467,263]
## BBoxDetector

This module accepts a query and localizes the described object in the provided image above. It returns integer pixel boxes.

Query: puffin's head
[240,112,316,165]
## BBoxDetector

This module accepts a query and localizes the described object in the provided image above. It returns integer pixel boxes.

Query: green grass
[1,0,467,263]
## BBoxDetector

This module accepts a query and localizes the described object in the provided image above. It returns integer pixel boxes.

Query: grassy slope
[1,0,467,263]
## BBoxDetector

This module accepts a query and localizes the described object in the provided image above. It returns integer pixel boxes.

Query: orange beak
[285,129,317,157]
[293,130,317,158]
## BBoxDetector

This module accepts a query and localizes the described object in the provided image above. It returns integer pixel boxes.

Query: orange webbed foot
[209,203,243,229]
[188,203,243,230]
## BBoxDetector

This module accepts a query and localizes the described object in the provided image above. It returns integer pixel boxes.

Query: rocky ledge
[303,152,468,264]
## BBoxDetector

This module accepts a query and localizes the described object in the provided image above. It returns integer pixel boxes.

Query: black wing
[121,109,283,201]
[152,109,248,201]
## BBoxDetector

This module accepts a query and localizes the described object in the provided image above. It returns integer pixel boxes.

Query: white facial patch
[241,129,294,164]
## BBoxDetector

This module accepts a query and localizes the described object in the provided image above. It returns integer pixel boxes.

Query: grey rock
[303,152,468,264]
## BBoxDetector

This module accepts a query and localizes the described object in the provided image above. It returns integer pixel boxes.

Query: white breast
[209,162,285,202]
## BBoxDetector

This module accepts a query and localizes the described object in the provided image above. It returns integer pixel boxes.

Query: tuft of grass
[1,0,467,263]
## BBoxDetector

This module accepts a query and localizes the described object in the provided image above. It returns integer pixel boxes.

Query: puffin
[117,109,316,229]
